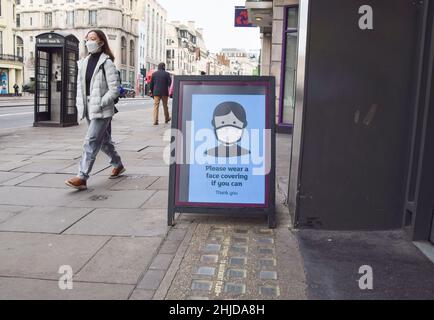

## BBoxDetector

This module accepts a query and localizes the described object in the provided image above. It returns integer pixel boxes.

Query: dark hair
[86,29,115,62]
[212,101,248,128]
[158,62,166,70]
[200,71,206,75]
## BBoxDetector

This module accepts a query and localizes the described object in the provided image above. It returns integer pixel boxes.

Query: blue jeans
[78,117,123,180]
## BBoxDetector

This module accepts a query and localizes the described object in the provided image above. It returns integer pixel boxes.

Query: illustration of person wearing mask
[206,101,250,158]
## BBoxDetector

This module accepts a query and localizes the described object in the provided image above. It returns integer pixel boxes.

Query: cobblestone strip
[164,223,295,300]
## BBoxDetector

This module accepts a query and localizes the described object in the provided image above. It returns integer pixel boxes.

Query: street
[0,98,152,131]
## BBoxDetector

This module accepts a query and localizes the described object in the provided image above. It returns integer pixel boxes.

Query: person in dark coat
[150,62,172,125]
[13,84,19,96]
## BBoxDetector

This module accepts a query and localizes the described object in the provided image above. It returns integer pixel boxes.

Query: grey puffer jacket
[76,53,120,121]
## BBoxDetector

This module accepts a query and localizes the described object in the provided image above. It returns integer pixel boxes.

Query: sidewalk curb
[0,104,34,108]
[153,222,198,300]
[0,98,152,108]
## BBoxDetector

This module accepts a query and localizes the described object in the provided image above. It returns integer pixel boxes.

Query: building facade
[136,0,166,73]
[165,21,208,76]
[206,53,230,76]
[220,48,259,76]
[0,0,24,95]
[16,0,138,86]
[246,0,298,133]
[134,0,167,95]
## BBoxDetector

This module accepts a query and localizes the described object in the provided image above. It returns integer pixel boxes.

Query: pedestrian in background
[13,84,19,96]
[150,62,172,125]
[65,29,125,191]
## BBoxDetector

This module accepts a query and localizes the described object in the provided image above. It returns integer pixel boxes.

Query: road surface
[0,98,153,131]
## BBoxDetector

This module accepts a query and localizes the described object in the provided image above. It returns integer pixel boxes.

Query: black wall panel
[295,0,423,229]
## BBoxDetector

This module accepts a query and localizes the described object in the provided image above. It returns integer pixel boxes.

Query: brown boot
[109,166,126,179]
[65,177,87,190]
[165,117,171,124]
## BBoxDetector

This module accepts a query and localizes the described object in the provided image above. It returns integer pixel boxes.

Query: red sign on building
[234,6,253,28]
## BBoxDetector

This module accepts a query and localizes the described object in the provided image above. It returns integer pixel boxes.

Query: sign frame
[167,76,276,228]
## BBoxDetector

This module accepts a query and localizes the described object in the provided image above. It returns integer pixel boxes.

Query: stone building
[165,21,208,76]
[135,0,167,94]
[246,0,298,132]
[16,0,139,86]
[220,48,258,76]
[0,0,24,95]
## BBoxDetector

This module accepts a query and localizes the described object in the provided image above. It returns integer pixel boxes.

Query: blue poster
[1,71,8,95]
[187,94,267,204]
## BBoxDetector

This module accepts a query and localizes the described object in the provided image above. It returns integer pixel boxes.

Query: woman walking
[65,30,125,190]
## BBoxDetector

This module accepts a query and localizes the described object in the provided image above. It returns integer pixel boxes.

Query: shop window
[279,6,299,127]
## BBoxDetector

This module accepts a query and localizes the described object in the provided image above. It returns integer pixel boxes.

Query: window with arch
[129,40,135,66]
[121,37,127,65]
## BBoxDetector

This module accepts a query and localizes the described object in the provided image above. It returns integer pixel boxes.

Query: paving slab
[76,237,162,284]
[137,270,166,290]
[149,254,175,270]
[0,172,24,184]
[57,161,110,175]
[63,208,168,237]
[66,189,155,209]
[0,232,109,280]
[109,175,159,191]
[141,190,168,209]
[0,205,30,223]
[0,154,31,162]
[147,177,168,190]
[0,277,133,300]
[0,173,41,186]
[12,160,75,174]
[0,161,32,172]
[0,207,94,234]
[128,289,155,300]
[0,147,52,156]
[29,150,82,161]
[0,186,83,206]
[98,166,169,177]
[159,240,182,254]
[18,173,123,190]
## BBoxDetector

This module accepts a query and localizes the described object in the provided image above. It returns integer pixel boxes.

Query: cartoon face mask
[216,126,243,145]
[213,111,245,145]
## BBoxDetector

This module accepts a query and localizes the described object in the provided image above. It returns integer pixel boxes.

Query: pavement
[0,97,150,131]
[0,98,433,300]
[0,95,35,107]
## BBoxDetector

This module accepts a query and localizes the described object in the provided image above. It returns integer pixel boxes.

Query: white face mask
[216,126,243,145]
[86,40,101,54]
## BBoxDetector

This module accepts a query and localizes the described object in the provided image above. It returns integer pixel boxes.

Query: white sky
[157,0,261,53]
